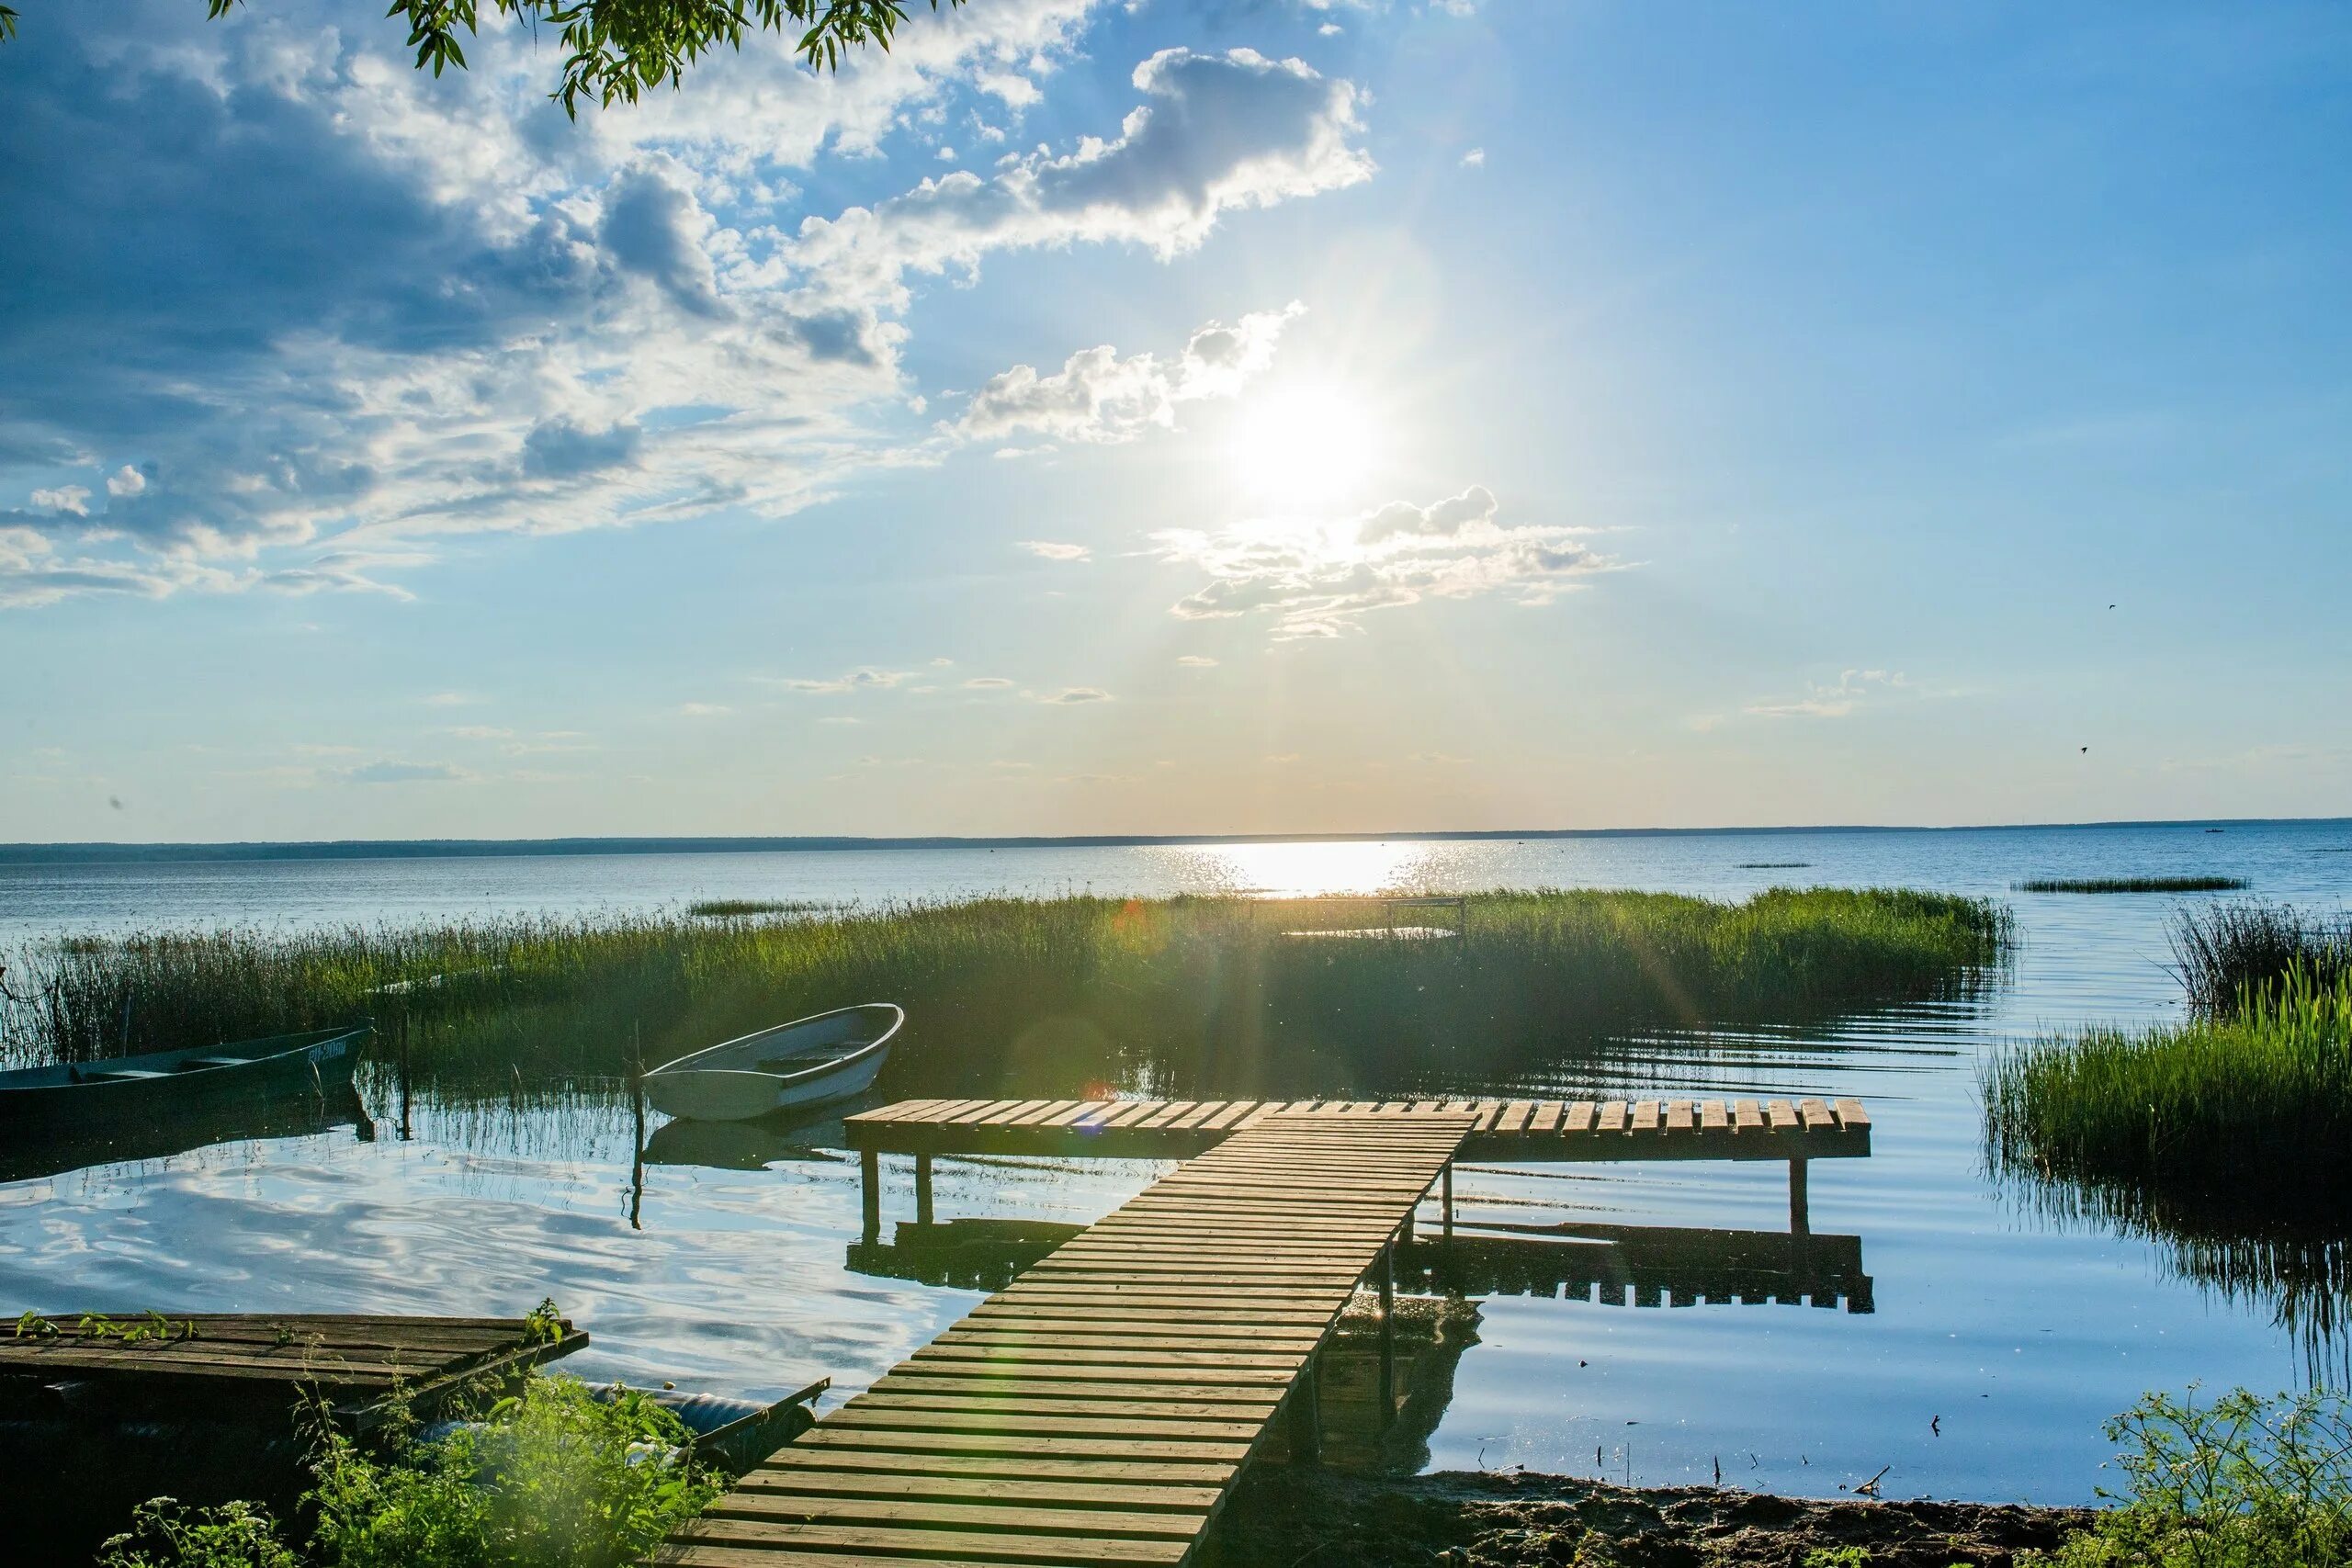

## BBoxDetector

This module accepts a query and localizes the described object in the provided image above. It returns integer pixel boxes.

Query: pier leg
[1402,1195,1416,1247]
[1377,1241,1397,1430]
[860,1149,881,1247]
[915,1153,935,1229]
[1286,1354,1323,1465]
[1788,1157,1810,1238]
[1788,1156,1812,1292]
[1442,1161,1454,1242]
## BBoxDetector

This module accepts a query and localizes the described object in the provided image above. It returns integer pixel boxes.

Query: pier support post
[914,1153,935,1228]
[1377,1241,1397,1429]
[1788,1157,1810,1238]
[1442,1161,1453,1242]
[860,1148,881,1246]
[1788,1156,1812,1291]
[1286,1354,1323,1465]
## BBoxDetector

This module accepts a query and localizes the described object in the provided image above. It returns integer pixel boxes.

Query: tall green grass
[2172,902,2352,1019]
[1984,964,2352,1203]
[2,887,2007,1097]
[2016,875,2250,894]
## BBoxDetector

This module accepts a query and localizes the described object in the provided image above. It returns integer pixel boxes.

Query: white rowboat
[641,1003,902,1122]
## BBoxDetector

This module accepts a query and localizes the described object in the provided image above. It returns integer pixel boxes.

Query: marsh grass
[684,898,831,918]
[3,888,2007,1097]
[1983,965,2352,1209]
[2172,902,2352,1018]
[2015,876,2251,894]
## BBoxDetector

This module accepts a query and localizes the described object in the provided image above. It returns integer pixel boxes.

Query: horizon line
[2,815,2344,866]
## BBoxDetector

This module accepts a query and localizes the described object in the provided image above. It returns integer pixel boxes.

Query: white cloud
[338,759,468,784]
[680,701,731,716]
[964,676,1016,688]
[776,668,911,694]
[1460,147,1485,168]
[1018,540,1092,561]
[29,486,90,516]
[421,692,482,707]
[1175,654,1217,667]
[2,17,1372,610]
[1745,669,1911,720]
[1035,685,1112,704]
[957,302,1304,446]
[1158,485,1615,639]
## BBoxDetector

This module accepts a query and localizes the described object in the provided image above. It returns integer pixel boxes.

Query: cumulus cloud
[1158,486,1615,639]
[1018,540,1092,561]
[1036,686,1112,703]
[1460,147,1486,167]
[0,10,1371,610]
[680,701,731,716]
[963,675,1016,688]
[1745,669,1911,719]
[1176,654,1217,666]
[958,302,1303,446]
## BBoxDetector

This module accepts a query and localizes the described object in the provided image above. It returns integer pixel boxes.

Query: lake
[3,818,2347,1506]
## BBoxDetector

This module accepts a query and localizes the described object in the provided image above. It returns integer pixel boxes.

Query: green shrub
[2027,1388,2352,1568]
[96,1499,300,1568]
[97,1371,723,1568]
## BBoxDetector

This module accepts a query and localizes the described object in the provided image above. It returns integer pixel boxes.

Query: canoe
[0,1023,369,1128]
[642,1003,901,1122]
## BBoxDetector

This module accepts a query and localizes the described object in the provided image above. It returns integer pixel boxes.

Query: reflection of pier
[851,1217,1872,1313]
[660,1096,1877,1568]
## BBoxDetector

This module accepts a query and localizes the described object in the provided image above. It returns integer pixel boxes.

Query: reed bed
[2171,901,2352,1018]
[1983,964,2352,1207]
[2014,875,2250,894]
[2,887,2007,1098]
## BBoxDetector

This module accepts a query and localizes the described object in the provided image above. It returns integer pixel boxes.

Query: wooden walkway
[846,1095,1869,1244]
[655,1107,1479,1568]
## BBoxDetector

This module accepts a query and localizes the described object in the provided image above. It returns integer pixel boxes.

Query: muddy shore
[1207,1467,2092,1567]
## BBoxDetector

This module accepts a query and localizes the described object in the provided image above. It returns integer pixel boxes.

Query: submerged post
[1377,1240,1396,1429]
[1442,1161,1454,1241]
[914,1152,935,1228]
[860,1148,881,1246]
[1789,1156,1810,1238]
[1285,1353,1323,1465]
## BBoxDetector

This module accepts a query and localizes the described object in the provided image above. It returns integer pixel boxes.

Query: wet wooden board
[656,1108,1477,1568]
[0,1312,586,1409]
[845,1097,1869,1163]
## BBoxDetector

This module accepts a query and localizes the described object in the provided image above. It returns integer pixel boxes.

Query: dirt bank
[1206,1467,2091,1568]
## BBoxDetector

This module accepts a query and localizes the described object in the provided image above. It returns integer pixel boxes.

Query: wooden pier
[845,1095,1870,1244]
[656,1107,1476,1567]
[658,1094,1871,1566]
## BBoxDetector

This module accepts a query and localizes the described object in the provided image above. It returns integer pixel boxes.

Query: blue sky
[4,2,2347,840]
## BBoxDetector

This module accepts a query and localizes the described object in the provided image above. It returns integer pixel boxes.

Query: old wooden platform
[0,1312,586,1420]
[655,1106,1478,1568]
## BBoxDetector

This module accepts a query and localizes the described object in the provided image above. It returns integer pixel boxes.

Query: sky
[3,1,2348,841]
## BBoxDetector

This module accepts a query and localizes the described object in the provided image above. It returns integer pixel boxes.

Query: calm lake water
[3,820,2348,1506]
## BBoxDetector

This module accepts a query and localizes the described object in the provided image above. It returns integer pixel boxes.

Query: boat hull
[642,1003,900,1123]
[0,1025,368,1130]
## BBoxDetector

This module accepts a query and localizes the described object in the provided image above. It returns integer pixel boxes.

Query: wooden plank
[706,1492,1206,1540]
[735,1470,1226,1513]
[668,1516,1192,1565]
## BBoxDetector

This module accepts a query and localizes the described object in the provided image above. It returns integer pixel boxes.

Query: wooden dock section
[0,1312,586,1426]
[845,1095,1869,1244]
[656,1106,1478,1568]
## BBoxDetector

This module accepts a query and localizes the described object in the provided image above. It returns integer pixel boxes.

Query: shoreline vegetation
[2012,876,2250,894]
[2,888,2009,1094]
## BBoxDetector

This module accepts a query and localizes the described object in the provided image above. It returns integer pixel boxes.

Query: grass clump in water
[4,887,2008,1096]
[2026,1386,2352,1567]
[1983,964,2352,1205]
[684,898,830,918]
[96,1370,722,1568]
[2015,876,2251,895]
[2172,902,2352,1019]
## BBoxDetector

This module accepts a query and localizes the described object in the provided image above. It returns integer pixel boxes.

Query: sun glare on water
[1227,383,1380,508]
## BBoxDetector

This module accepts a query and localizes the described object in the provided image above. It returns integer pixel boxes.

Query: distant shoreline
[0,818,2341,867]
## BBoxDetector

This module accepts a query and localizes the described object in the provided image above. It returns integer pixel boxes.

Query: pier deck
[656,1106,1477,1568]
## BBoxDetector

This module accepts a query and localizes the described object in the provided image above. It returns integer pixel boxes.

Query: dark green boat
[0,1022,370,1129]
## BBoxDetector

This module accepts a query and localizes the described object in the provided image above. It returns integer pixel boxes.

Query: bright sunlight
[1227,381,1380,508]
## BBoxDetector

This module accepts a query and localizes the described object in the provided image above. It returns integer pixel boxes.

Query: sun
[1227,382,1379,508]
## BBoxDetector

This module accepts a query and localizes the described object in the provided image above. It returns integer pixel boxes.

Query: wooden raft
[655,1106,1479,1568]
[0,1313,587,1419]
[844,1095,1870,1163]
